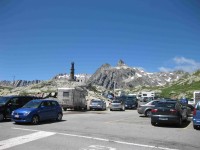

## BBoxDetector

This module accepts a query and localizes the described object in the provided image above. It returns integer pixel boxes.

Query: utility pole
[113,81,116,98]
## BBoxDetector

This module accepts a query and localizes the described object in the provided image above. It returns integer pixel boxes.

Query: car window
[51,101,58,106]
[41,101,51,107]
[10,98,20,105]
[151,101,158,105]
[0,97,9,104]
[112,100,121,103]
[155,102,175,108]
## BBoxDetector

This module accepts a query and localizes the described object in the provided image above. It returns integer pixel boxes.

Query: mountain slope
[160,70,200,98]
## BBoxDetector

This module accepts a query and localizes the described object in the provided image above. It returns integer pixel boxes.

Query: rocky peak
[117,59,125,67]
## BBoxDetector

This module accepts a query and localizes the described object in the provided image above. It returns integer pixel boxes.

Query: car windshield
[0,97,9,104]
[126,96,136,100]
[125,100,133,104]
[22,100,42,108]
[155,102,175,108]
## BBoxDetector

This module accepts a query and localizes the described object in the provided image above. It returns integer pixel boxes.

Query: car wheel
[0,113,4,122]
[145,110,152,117]
[151,121,156,126]
[193,125,197,129]
[177,117,182,127]
[110,109,113,111]
[63,108,67,111]
[57,113,62,121]
[31,115,39,125]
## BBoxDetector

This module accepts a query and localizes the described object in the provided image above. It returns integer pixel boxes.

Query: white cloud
[173,57,198,66]
[159,57,200,73]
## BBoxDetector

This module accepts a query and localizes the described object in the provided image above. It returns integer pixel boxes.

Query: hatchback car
[193,101,200,129]
[110,99,125,111]
[137,100,160,117]
[151,100,188,126]
[11,99,63,125]
[0,95,37,122]
[89,99,106,110]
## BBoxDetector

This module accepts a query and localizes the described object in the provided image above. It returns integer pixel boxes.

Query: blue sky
[0,0,200,80]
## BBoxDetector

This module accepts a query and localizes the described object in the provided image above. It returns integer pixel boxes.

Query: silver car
[110,99,125,111]
[89,99,106,111]
[137,100,159,117]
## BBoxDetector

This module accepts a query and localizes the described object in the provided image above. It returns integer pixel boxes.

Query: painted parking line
[0,131,55,150]
[12,127,179,150]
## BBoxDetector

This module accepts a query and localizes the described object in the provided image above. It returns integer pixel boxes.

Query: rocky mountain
[0,80,41,87]
[87,60,189,90]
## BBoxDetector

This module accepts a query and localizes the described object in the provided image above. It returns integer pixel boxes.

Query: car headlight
[24,112,30,116]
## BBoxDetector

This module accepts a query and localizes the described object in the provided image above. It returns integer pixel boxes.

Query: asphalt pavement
[0,109,199,150]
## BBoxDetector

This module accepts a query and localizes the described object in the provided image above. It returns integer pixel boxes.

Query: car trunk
[155,107,177,116]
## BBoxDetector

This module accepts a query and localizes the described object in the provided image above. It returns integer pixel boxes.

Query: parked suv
[151,100,188,127]
[0,95,37,121]
[125,95,138,109]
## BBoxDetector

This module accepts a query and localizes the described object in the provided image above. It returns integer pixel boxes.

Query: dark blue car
[11,99,63,125]
[193,101,200,129]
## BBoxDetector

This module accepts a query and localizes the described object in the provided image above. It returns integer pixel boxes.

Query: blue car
[193,101,200,129]
[11,99,63,125]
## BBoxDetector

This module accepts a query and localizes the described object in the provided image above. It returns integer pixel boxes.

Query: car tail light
[170,109,177,114]
[151,109,158,113]
[193,108,196,116]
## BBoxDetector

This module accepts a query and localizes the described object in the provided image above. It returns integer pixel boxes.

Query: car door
[50,101,58,119]
[39,101,52,120]
[6,97,20,118]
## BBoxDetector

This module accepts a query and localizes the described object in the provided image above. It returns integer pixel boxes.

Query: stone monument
[69,62,75,81]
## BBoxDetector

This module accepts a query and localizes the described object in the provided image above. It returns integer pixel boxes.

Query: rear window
[112,100,121,103]
[155,102,175,108]
[91,100,102,104]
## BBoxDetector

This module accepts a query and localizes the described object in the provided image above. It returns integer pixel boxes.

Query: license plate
[15,115,19,118]
[159,118,168,120]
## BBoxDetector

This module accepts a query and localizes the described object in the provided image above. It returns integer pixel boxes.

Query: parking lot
[0,109,200,150]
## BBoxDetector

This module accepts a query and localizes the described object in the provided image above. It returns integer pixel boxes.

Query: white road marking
[0,131,56,150]
[80,145,116,150]
[12,127,179,150]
